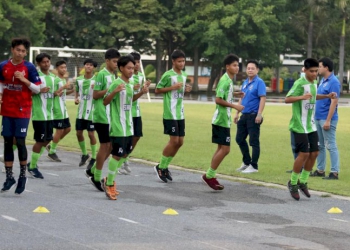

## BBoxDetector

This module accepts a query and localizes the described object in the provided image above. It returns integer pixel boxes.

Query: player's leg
[86,121,97,170]
[235,115,250,171]
[60,118,71,140]
[48,120,64,162]
[311,120,326,176]
[202,125,230,191]
[76,119,90,167]
[1,138,17,173]
[1,117,16,192]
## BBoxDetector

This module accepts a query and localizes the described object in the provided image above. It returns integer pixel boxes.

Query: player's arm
[103,83,125,106]
[15,68,40,94]
[215,97,244,111]
[155,74,182,94]
[285,94,312,103]
[316,92,337,100]
[285,82,311,103]
[93,74,108,99]
[133,84,149,101]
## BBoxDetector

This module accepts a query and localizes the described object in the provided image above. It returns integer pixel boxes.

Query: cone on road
[327,207,343,214]
[33,206,50,213]
[163,208,178,215]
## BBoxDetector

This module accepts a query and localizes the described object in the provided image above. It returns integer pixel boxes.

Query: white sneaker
[118,167,128,175]
[236,163,249,172]
[0,154,4,163]
[123,161,131,173]
[241,165,258,173]
[1,167,5,173]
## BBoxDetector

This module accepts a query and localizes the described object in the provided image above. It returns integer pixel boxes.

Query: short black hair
[117,55,135,70]
[55,60,67,68]
[319,57,333,72]
[11,37,31,51]
[224,54,239,66]
[130,52,141,61]
[36,53,51,63]
[105,48,121,60]
[171,49,185,60]
[83,58,97,67]
[246,60,259,69]
[304,58,319,69]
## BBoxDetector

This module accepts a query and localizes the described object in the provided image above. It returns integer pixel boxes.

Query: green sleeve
[104,81,118,100]
[75,79,79,92]
[216,80,227,99]
[286,81,303,97]
[157,72,169,89]
[94,72,105,91]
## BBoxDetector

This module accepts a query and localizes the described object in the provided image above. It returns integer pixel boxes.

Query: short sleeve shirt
[315,73,341,120]
[105,78,134,137]
[286,76,317,133]
[32,71,55,121]
[93,68,115,124]
[76,75,96,121]
[157,69,187,120]
[212,73,234,128]
[241,75,266,114]
[131,71,144,118]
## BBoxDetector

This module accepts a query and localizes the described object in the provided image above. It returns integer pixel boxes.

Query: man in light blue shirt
[234,60,266,173]
[311,57,341,180]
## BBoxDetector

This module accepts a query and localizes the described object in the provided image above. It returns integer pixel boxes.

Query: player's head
[105,48,120,72]
[246,60,259,78]
[224,54,240,76]
[11,38,31,62]
[117,55,135,79]
[171,50,185,71]
[304,58,319,81]
[36,53,51,72]
[83,58,97,74]
[55,60,67,77]
[130,52,141,72]
[318,57,333,77]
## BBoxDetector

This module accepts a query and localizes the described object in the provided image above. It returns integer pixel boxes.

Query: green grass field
[26,100,350,196]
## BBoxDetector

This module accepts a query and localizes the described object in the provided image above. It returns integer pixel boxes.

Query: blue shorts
[1,116,30,137]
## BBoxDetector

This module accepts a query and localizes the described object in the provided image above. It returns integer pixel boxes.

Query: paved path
[1,149,350,250]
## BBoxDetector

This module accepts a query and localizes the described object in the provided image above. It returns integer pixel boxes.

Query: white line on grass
[1,215,18,222]
[119,217,139,224]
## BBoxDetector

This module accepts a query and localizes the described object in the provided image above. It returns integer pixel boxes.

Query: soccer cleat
[47,153,61,162]
[288,180,300,201]
[164,168,173,181]
[298,181,311,198]
[46,144,51,152]
[27,163,44,179]
[154,164,167,183]
[15,176,27,194]
[1,177,16,192]
[85,168,93,178]
[201,174,224,190]
[236,163,249,172]
[101,177,119,195]
[88,177,104,192]
[123,161,131,173]
[79,154,90,167]
[104,182,117,200]
[241,165,258,173]
[86,158,95,170]
[118,167,128,175]
[323,172,339,180]
[310,170,325,177]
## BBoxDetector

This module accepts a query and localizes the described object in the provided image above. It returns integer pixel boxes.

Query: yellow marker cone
[163,208,178,215]
[33,206,50,213]
[327,207,343,214]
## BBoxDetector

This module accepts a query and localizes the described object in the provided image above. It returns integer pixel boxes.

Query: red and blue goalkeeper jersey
[0,59,41,118]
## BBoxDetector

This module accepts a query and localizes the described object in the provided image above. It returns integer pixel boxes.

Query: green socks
[30,152,40,170]
[106,158,125,186]
[290,171,299,185]
[94,168,101,182]
[79,141,87,155]
[159,155,168,169]
[39,146,45,156]
[299,170,311,184]
[166,156,173,167]
[91,144,97,159]
[12,145,17,151]
[49,142,58,154]
[206,167,216,179]
[91,162,96,174]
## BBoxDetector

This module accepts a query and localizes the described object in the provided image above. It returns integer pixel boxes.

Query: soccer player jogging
[202,54,244,190]
[0,38,41,194]
[102,55,149,200]
[118,52,151,175]
[285,58,336,201]
[154,50,192,183]
[74,59,98,169]
[47,60,73,162]
[86,48,120,192]
[27,53,56,179]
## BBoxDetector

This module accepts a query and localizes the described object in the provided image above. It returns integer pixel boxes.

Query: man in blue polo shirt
[310,57,341,179]
[234,60,266,173]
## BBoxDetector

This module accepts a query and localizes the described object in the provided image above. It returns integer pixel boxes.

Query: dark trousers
[235,113,262,169]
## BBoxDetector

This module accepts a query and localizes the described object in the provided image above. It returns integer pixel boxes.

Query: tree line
[0,0,349,91]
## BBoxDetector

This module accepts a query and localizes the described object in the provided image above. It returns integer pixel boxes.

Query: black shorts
[133,117,143,137]
[163,119,185,137]
[33,120,54,142]
[293,131,319,153]
[94,123,110,143]
[110,136,133,157]
[76,119,95,131]
[53,118,71,129]
[212,124,231,146]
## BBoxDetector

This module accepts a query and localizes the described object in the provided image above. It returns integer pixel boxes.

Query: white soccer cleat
[241,165,258,173]
[236,163,249,172]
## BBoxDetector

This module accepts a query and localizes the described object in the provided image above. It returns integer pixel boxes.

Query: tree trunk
[192,46,199,92]
[207,64,221,94]
[338,17,346,94]
[156,39,162,84]
[307,10,313,58]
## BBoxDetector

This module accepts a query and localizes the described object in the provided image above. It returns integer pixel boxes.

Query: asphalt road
[1,148,350,250]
